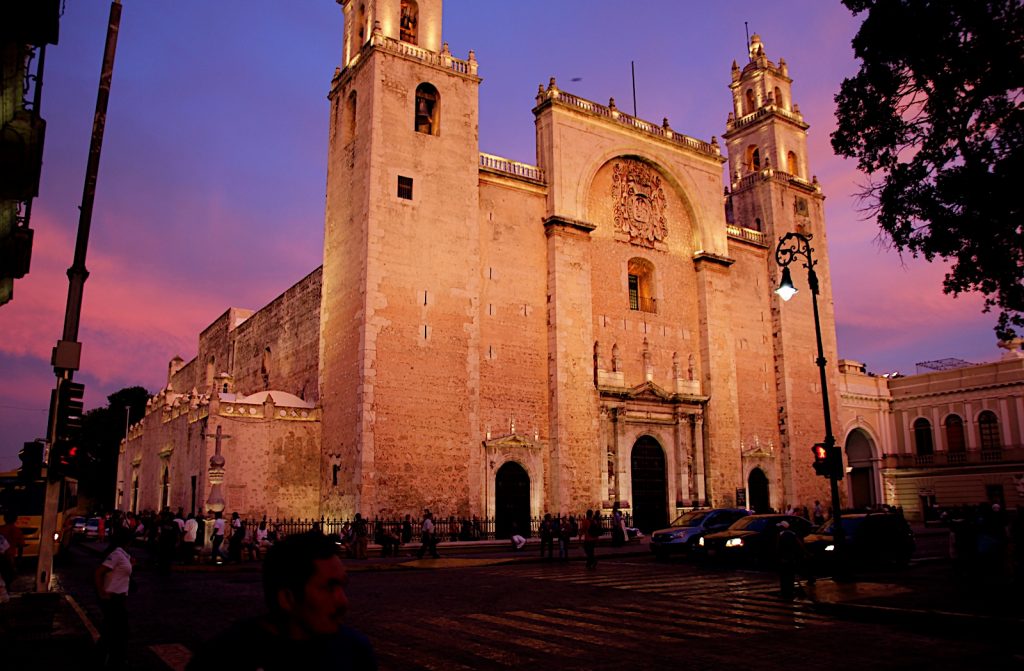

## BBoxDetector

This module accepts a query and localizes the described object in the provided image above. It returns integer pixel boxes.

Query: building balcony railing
[629,296,657,314]
[726,224,768,247]
[730,168,820,194]
[535,84,721,160]
[726,104,807,133]
[479,152,545,183]
[882,445,1023,469]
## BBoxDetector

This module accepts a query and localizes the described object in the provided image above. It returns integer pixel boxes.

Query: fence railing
[242,513,633,543]
[883,445,1023,469]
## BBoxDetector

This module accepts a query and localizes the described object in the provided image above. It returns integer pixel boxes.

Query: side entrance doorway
[631,437,668,533]
[495,461,530,539]
[747,467,770,513]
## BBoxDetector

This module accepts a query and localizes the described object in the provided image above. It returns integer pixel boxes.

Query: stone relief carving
[612,160,668,247]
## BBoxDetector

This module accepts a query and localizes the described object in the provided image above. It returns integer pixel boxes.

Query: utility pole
[37,0,122,592]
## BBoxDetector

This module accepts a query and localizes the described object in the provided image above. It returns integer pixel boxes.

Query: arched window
[944,414,966,452]
[978,410,1001,449]
[774,86,784,109]
[414,83,439,135]
[913,418,933,456]
[160,465,171,511]
[400,0,418,44]
[358,3,366,44]
[627,258,656,313]
[786,151,798,176]
[745,145,761,171]
[744,88,756,115]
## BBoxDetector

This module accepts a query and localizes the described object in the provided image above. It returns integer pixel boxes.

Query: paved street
[44,544,1019,671]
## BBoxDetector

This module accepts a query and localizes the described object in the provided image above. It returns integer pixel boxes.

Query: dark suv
[803,512,915,568]
[649,508,751,559]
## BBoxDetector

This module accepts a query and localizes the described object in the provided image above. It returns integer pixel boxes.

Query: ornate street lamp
[774,232,846,567]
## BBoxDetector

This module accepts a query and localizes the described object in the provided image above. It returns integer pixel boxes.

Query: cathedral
[118,0,844,534]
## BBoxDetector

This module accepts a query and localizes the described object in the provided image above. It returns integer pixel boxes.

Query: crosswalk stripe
[578,604,717,638]
[468,612,636,651]
[429,614,584,659]
[381,619,519,666]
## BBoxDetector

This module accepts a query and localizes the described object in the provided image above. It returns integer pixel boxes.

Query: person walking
[611,504,626,547]
[775,520,806,600]
[539,514,555,560]
[353,513,369,560]
[582,509,601,569]
[400,514,413,555]
[94,529,135,669]
[210,511,226,564]
[558,515,572,561]
[416,510,440,559]
[182,514,198,564]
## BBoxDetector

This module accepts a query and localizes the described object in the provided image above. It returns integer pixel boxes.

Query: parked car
[649,508,751,558]
[701,514,815,566]
[84,517,101,540]
[69,516,88,538]
[803,512,915,570]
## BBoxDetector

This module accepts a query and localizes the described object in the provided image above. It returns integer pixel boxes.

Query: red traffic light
[812,443,831,477]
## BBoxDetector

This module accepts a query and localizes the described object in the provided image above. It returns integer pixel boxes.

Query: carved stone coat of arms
[612,160,668,247]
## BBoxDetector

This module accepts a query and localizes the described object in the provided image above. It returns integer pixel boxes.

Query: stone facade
[116,269,323,519]
[119,4,848,530]
[838,342,1024,520]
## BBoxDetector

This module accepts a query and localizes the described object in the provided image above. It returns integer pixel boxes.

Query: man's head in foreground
[263,531,350,639]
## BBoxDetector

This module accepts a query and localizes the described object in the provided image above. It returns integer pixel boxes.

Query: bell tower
[340,0,444,68]
[321,0,482,518]
[722,34,840,507]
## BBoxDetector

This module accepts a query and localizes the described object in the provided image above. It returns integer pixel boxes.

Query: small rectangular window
[398,176,413,200]
[628,274,640,310]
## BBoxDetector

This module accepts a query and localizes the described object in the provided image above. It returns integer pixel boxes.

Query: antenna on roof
[631,60,637,117]
[744,21,750,52]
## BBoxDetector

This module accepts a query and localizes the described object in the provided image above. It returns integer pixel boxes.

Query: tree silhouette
[832,0,1023,339]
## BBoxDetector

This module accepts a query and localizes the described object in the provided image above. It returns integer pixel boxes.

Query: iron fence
[242,512,634,543]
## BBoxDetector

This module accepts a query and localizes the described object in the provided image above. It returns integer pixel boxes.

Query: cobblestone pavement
[27,544,1020,670]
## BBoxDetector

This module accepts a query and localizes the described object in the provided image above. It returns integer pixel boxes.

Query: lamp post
[774,231,846,565]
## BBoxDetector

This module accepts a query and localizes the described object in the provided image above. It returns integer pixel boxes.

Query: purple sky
[0,1,1000,471]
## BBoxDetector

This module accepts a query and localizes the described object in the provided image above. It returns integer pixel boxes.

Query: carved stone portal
[612,160,668,247]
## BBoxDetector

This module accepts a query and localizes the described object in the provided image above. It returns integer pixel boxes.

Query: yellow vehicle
[0,471,77,558]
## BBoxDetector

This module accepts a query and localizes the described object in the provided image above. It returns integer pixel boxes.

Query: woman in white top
[94,530,134,669]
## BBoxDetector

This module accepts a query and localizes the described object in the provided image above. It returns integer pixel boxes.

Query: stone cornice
[692,251,735,267]
[544,215,596,235]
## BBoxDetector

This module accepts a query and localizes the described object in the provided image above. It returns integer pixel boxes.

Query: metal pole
[631,61,637,117]
[774,232,845,575]
[37,0,122,593]
[807,265,846,562]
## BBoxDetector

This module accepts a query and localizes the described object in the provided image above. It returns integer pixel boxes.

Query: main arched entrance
[495,462,530,539]
[748,467,770,513]
[631,437,667,533]
[845,429,878,508]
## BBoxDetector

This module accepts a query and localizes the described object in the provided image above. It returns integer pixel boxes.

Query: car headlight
[697,536,705,546]
[824,544,835,552]
[725,537,743,548]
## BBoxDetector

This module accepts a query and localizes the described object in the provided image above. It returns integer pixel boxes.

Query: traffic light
[49,380,85,480]
[55,380,85,443]
[812,443,831,478]
[19,440,44,480]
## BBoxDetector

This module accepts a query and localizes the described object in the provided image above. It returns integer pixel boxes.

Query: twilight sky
[0,1,1000,471]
